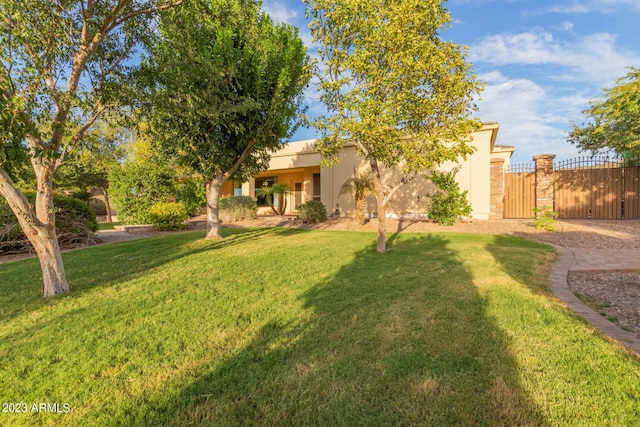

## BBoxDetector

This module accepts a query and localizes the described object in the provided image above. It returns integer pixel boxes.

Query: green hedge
[426,167,472,226]
[109,161,176,224]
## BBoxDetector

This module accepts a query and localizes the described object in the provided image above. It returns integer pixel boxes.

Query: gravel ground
[229,216,640,250]
[568,271,640,340]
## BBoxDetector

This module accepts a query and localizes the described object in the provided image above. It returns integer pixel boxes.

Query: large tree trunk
[31,226,69,297]
[0,168,69,297]
[103,187,113,223]
[205,174,225,240]
[369,158,387,253]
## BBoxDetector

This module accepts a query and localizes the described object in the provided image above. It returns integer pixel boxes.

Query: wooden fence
[504,164,535,219]
[503,156,640,219]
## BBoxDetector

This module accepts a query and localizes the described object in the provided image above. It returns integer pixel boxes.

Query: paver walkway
[548,245,640,355]
[95,229,149,244]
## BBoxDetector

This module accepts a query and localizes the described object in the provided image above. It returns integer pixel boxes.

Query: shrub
[176,177,206,217]
[426,167,472,226]
[148,202,188,231]
[219,196,257,222]
[53,194,99,234]
[532,206,557,231]
[109,161,176,224]
[1,193,98,252]
[296,200,327,223]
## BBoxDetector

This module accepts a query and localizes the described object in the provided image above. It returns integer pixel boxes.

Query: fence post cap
[533,154,556,161]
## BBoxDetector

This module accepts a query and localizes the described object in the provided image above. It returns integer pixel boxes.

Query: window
[233,181,242,196]
[294,182,302,208]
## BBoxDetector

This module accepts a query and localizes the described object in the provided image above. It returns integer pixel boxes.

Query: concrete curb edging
[548,245,640,355]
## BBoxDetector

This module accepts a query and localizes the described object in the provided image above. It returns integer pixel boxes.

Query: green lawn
[96,221,121,230]
[1,228,639,426]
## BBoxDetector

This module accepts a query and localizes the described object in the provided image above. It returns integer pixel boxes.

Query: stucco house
[220,122,514,220]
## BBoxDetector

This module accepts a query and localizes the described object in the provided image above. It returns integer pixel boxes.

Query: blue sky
[262,0,640,164]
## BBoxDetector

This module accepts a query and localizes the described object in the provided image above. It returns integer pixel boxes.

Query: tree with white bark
[0,0,182,297]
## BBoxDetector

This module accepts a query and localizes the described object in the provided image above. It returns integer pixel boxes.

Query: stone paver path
[95,229,149,244]
[548,245,640,355]
[569,248,640,272]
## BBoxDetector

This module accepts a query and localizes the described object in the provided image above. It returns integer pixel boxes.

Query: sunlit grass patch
[1,228,639,426]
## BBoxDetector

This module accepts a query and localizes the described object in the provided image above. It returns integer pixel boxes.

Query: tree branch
[223,137,259,180]
[0,167,42,231]
[56,100,107,168]
[382,173,416,207]
[2,15,63,112]
[111,0,184,30]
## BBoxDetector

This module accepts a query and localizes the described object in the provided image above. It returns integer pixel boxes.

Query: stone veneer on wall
[534,154,556,211]
[489,158,505,219]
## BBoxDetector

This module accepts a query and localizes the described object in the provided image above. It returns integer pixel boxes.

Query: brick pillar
[490,158,505,219]
[534,154,556,211]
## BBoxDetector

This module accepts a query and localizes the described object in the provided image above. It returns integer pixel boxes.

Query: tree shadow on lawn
[485,235,556,297]
[110,233,547,426]
[0,227,294,323]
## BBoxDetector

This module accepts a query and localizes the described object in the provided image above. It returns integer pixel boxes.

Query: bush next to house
[296,200,327,223]
[1,193,98,252]
[148,202,189,231]
[426,167,472,225]
[109,161,176,224]
[219,196,258,223]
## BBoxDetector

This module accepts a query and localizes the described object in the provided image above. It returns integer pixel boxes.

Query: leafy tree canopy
[141,0,309,238]
[568,67,640,158]
[54,119,130,192]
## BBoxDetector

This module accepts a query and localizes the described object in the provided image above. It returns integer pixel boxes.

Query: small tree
[142,0,309,239]
[339,171,374,225]
[256,183,292,216]
[568,67,640,157]
[305,0,483,252]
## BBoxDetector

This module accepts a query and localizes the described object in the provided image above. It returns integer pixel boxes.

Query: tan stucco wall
[242,124,501,219]
[221,180,234,197]
[491,145,515,171]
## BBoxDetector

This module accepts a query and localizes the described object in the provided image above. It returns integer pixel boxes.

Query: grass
[96,222,121,230]
[1,228,639,426]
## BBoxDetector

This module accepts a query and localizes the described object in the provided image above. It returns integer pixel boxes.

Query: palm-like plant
[256,183,292,215]
[339,171,374,225]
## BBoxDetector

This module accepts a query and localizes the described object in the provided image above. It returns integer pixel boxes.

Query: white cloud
[262,1,298,24]
[470,30,639,87]
[476,72,585,162]
[556,21,575,32]
[547,0,640,14]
